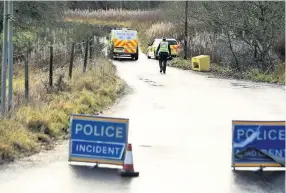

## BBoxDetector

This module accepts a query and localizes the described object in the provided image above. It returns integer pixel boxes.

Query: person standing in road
[156,37,171,74]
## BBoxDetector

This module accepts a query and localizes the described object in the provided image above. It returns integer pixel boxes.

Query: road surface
[0,52,285,193]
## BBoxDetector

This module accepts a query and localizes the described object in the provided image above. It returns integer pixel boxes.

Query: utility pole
[1,1,8,118]
[184,0,188,59]
[7,1,14,112]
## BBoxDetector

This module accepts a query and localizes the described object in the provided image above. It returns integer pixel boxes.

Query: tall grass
[0,58,125,163]
[65,9,161,22]
[145,22,176,42]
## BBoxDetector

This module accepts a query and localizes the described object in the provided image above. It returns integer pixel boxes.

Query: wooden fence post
[49,45,53,87]
[83,40,88,72]
[24,48,29,100]
[89,37,93,60]
[69,42,75,79]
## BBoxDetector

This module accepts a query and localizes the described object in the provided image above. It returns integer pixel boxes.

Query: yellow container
[191,55,210,72]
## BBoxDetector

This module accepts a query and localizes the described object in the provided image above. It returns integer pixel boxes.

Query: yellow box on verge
[191,55,210,72]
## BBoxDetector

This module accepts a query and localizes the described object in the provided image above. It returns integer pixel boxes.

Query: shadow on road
[232,170,285,191]
[113,57,136,62]
[69,164,133,185]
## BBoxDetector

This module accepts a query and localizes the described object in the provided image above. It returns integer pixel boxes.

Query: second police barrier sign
[232,120,285,168]
[68,114,129,165]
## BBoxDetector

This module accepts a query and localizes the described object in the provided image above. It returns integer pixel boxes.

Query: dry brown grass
[0,58,125,163]
[65,9,161,23]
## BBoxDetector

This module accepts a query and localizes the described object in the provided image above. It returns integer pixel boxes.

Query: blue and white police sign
[232,120,285,168]
[68,114,129,165]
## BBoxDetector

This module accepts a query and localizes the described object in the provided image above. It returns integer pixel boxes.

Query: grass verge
[169,58,192,70]
[211,63,285,84]
[169,58,285,84]
[0,58,126,164]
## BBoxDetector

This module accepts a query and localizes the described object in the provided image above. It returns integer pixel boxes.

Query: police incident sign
[232,120,285,168]
[68,114,129,165]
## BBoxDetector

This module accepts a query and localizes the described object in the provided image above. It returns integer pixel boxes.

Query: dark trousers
[159,52,168,72]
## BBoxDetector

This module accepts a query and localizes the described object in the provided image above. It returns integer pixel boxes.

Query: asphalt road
[0,52,285,193]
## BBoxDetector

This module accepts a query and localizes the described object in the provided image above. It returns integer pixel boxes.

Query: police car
[146,38,181,60]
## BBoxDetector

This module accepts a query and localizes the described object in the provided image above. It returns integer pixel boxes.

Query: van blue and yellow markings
[69,114,129,165]
[231,120,285,168]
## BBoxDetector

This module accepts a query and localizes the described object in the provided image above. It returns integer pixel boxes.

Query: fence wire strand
[7,37,110,105]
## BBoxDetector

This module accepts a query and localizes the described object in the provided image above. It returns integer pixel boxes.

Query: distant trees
[162,1,285,72]
[0,1,67,32]
[200,1,285,71]
[0,1,68,54]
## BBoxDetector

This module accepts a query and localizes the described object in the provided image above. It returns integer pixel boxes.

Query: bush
[169,58,192,70]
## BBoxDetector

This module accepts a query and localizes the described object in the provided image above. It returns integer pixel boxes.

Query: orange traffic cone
[119,143,139,177]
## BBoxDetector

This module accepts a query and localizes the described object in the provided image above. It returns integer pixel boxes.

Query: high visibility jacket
[158,41,170,54]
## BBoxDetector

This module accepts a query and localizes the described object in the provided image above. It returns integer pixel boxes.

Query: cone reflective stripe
[123,144,134,171]
[119,143,139,177]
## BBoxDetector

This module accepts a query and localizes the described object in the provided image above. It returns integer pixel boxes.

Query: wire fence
[1,35,112,116]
